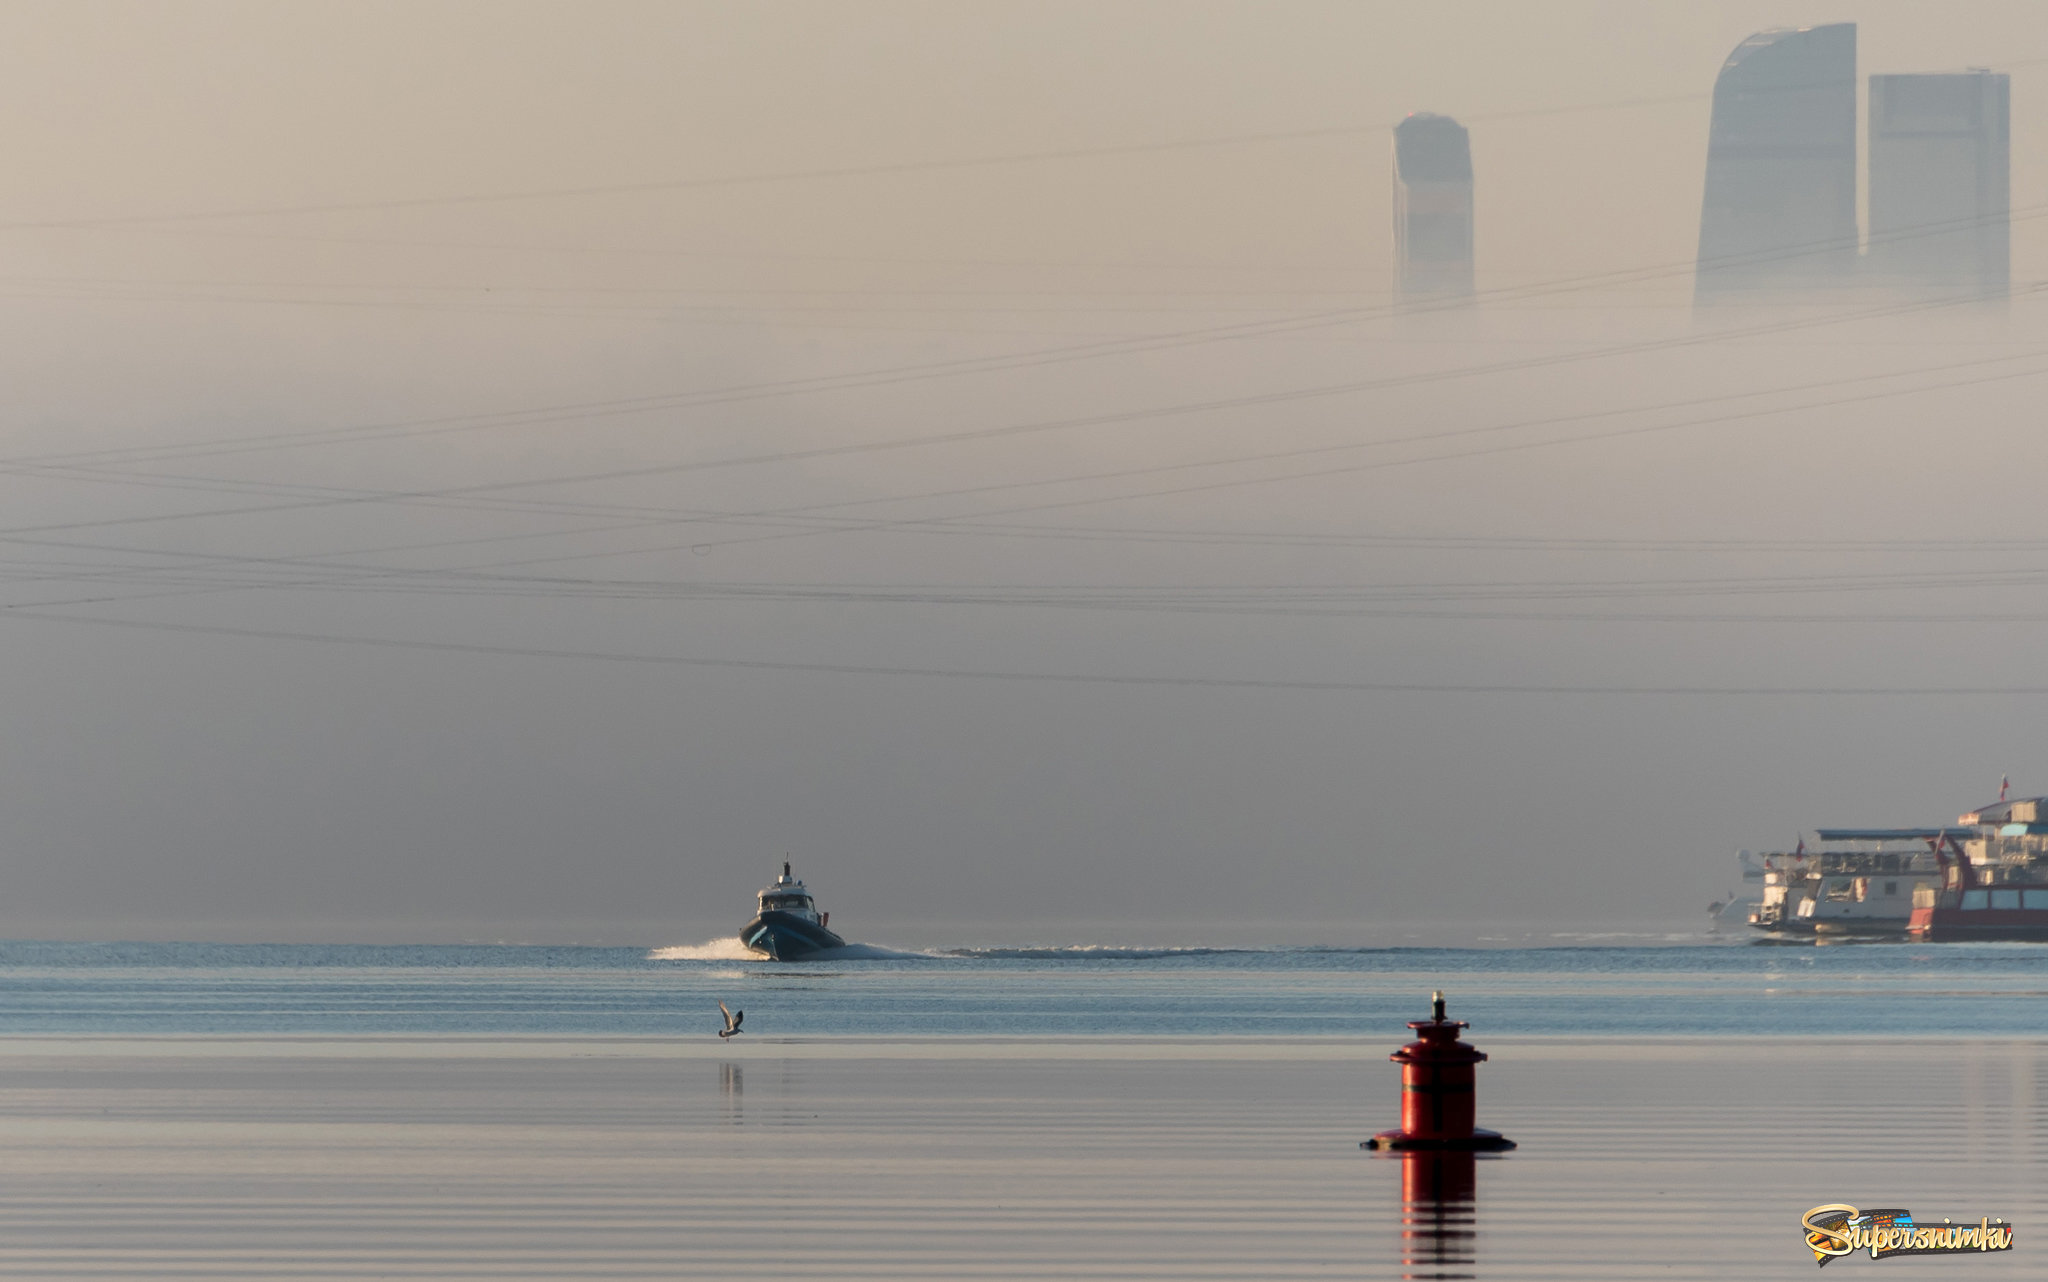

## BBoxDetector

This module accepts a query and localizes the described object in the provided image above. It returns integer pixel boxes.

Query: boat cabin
[757,862,822,923]
[1748,828,1947,932]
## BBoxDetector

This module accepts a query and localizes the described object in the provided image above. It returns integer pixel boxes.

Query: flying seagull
[718,1001,744,1039]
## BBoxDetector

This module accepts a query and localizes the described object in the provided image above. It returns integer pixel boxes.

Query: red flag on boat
[2000,775,2010,802]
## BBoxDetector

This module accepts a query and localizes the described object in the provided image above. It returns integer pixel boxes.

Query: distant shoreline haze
[0,2,2038,938]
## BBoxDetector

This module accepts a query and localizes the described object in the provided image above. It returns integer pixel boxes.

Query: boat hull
[739,910,847,960]
[1909,906,2048,941]
[1750,916,1909,937]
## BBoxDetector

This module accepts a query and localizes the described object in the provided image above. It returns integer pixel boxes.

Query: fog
[0,1,2045,943]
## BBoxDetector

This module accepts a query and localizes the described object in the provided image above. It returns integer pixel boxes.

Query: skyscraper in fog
[1392,113,1473,300]
[1695,23,1858,299]
[1867,71,2009,296]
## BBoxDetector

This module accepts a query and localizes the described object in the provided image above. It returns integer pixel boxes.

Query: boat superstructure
[738,862,846,960]
[1908,796,2048,940]
[1745,789,2048,941]
[1747,830,1948,936]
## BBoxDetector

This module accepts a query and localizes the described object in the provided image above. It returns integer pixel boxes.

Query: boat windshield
[760,893,816,920]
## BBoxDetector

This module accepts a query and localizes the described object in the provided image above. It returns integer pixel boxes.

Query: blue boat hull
[739,911,846,960]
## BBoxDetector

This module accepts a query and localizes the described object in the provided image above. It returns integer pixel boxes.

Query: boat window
[1824,878,1854,901]
[1883,881,1898,897]
[2024,889,2048,910]
[1991,889,2022,910]
[1961,889,1990,910]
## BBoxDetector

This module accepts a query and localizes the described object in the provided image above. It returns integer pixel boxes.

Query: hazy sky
[1,1,2046,943]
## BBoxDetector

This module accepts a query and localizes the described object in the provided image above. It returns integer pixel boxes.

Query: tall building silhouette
[1695,23,1858,299]
[1867,71,2009,296]
[1392,113,1473,300]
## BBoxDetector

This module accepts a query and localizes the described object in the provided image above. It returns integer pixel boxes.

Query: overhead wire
[6,175,2039,483]
[0,281,2035,630]
[8,343,2048,625]
[3,81,2045,683]
[1,266,2033,563]
[0,82,1751,234]
[630,316,2048,557]
[5,606,2048,697]
[19,59,2048,233]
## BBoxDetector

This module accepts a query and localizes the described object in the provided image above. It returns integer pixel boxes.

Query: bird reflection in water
[1397,1150,1477,1280]
[719,1062,743,1125]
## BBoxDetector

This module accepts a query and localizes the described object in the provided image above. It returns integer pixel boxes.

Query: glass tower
[1695,24,1858,299]
[1867,71,2009,297]
[1393,113,1474,300]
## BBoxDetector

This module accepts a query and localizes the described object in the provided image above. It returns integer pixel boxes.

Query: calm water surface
[0,1038,2037,1280]
[3,939,2046,1279]
[5,936,2048,1036]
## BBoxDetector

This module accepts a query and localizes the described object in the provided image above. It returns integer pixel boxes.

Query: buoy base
[1361,1128,1516,1152]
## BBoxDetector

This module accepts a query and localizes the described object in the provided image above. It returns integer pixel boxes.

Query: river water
[2,935,2047,1037]
[0,936,2042,1279]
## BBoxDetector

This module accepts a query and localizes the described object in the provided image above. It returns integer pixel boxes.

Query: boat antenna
[783,857,791,878]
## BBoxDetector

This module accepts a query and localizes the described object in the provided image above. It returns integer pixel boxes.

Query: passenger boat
[1908,796,2048,941]
[1744,787,2048,941]
[738,862,846,960]
[1746,831,1948,936]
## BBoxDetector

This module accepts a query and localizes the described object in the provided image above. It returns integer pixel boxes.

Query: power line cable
[6,273,2024,560]
[10,180,2038,483]
[3,605,2045,697]
[7,343,2047,621]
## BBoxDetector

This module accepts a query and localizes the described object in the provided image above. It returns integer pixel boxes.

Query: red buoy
[1362,991,1515,1151]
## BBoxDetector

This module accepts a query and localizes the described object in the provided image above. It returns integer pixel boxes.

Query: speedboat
[738,862,846,960]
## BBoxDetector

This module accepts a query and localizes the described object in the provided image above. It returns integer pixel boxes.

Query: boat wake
[647,938,928,962]
[935,945,1250,960]
[648,937,757,961]
[803,943,930,961]
[650,937,1738,963]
